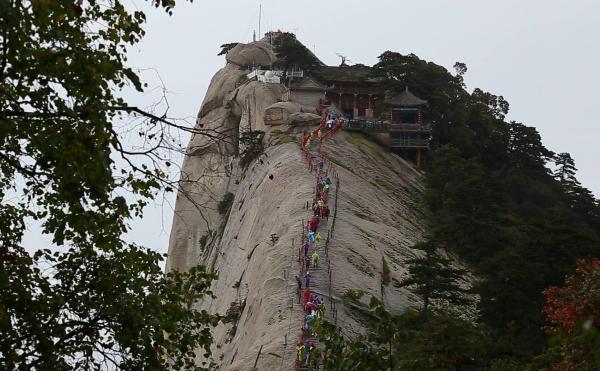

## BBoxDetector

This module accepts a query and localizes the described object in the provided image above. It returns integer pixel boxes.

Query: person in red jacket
[332,120,343,134]
[321,206,330,219]
[303,288,312,302]
[308,217,319,232]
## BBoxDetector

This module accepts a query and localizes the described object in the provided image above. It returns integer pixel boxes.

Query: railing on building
[246,68,282,84]
[389,122,431,132]
[257,74,281,84]
[282,87,291,102]
[342,119,431,133]
[390,138,430,148]
[246,69,259,80]
[343,120,388,132]
[287,70,304,78]
[246,67,303,85]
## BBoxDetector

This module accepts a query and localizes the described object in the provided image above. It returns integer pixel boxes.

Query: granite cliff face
[166,39,428,370]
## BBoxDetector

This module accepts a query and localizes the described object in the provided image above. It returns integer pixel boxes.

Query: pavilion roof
[385,87,427,107]
[290,76,330,91]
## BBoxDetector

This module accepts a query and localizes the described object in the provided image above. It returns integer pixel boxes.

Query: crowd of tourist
[295,112,341,369]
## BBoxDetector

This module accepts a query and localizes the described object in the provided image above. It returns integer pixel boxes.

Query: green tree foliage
[272,32,320,76]
[554,152,578,185]
[453,61,468,87]
[399,241,470,316]
[374,51,600,360]
[471,88,510,120]
[319,297,501,371]
[0,1,221,369]
[553,153,600,230]
[217,42,239,56]
[424,146,506,262]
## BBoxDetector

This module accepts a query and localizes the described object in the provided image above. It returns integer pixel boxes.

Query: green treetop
[399,240,470,317]
[272,32,320,77]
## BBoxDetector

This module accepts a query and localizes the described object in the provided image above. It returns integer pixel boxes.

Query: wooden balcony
[390,138,430,148]
[343,120,388,132]
[342,120,430,133]
[389,122,431,132]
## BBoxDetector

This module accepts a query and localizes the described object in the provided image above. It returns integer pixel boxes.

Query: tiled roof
[385,87,427,106]
[313,65,379,83]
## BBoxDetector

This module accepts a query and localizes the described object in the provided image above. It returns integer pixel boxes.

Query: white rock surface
[166,40,439,370]
[263,101,318,126]
[286,112,321,126]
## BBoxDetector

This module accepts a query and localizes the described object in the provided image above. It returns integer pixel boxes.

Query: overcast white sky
[23,0,600,258]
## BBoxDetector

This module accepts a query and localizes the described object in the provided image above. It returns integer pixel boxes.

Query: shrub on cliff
[239,130,265,170]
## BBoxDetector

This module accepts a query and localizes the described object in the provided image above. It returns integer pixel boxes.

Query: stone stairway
[294,119,342,370]
[296,158,338,371]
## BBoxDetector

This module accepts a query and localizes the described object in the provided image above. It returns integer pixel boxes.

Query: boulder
[264,101,316,125]
[286,112,322,126]
[226,41,275,67]
[198,64,245,118]
[232,81,286,131]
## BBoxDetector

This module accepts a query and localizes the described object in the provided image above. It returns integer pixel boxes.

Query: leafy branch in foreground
[1,1,223,369]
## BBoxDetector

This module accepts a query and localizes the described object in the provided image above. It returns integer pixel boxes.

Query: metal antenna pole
[258,4,262,39]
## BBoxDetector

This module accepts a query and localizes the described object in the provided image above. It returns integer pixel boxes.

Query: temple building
[288,77,329,107]
[385,87,430,169]
[312,65,383,119]
[279,61,431,169]
[264,56,431,168]
[340,87,430,168]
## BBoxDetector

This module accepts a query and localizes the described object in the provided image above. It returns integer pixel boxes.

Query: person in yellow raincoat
[296,342,306,366]
[304,136,311,150]
[318,302,325,318]
[311,250,320,268]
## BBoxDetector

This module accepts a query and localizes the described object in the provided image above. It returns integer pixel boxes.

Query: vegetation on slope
[239,130,265,170]
[320,51,600,369]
